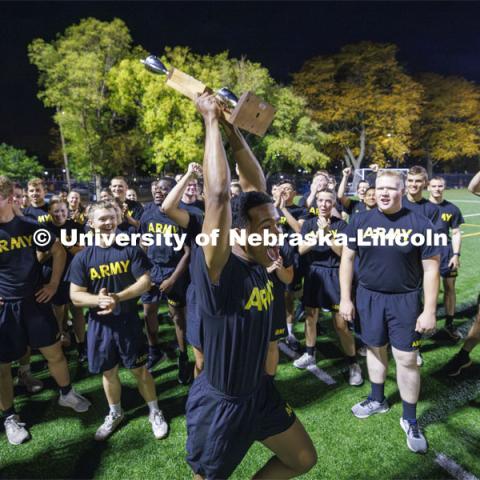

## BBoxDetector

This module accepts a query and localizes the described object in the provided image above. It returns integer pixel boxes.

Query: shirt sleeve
[421,219,441,260]
[451,207,464,228]
[345,216,359,251]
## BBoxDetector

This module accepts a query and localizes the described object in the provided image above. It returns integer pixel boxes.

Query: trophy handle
[140,55,169,75]
[216,87,239,108]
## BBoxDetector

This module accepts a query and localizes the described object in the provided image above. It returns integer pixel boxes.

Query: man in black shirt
[340,170,440,454]
[185,93,316,479]
[23,178,52,224]
[428,176,464,338]
[69,201,168,441]
[0,176,90,446]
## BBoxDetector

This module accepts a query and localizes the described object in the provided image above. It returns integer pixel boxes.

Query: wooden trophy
[141,54,275,137]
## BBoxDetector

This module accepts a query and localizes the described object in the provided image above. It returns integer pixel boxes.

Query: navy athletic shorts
[186,283,202,349]
[186,373,296,479]
[354,285,422,352]
[303,266,340,311]
[0,296,60,363]
[286,253,303,293]
[87,314,147,374]
[440,244,458,278]
[141,270,188,307]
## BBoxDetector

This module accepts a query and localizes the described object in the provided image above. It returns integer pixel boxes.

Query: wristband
[453,253,460,256]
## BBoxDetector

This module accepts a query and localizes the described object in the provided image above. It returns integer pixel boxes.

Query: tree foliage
[412,73,480,173]
[28,17,139,179]
[108,46,330,173]
[293,42,423,168]
[0,143,44,180]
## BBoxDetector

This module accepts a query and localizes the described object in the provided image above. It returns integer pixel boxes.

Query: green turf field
[1,189,480,479]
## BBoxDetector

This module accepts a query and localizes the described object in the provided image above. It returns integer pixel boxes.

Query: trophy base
[226,92,276,137]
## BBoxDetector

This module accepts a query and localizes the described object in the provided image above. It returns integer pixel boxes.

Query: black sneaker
[147,348,167,372]
[178,355,192,385]
[444,324,460,341]
[444,351,472,377]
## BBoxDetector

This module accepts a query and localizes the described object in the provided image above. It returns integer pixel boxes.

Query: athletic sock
[370,382,385,402]
[59,384,72,396]
[77,342,85,354]
[402,400,417,423]
[346,355,357,365]
[287,324,294,336]
[306,346,316,357]
[18,364,31,376]
[446,315,454,327]
[2,407,16,420]
[147,400,159,414]
[179,351,188,361]
[109,403,122,416]
[457,348,471,362]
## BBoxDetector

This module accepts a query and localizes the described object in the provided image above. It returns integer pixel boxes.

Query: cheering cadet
[23,178,52,223]
[109,176,144,230]
[68,201,168,441]
[0,176,90,445]
[340,170,440,454]
[139,178,191,383]
[185,93,316,479]
[294,189,363,386]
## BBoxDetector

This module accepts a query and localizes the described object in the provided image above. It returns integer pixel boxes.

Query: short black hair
[157,176,177,190]
[276,178,296,190]
[231,191,274,228]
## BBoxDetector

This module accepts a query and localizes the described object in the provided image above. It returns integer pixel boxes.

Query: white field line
[435,453,479,480]
[463,213,480,218]
[453,200,480,204]
[278,342,337,385]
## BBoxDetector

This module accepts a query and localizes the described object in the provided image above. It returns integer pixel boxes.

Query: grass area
[1,189,480,479]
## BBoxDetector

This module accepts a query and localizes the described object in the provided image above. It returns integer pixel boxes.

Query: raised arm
[197,93,232,283]
[468,171,480,196]
[221,121,266,193]
[337,168,352,208]
[163,162,203,228]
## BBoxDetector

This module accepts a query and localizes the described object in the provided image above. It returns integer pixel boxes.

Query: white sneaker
[149,410,168,439]
[16,370,44,393]
[358,346,367,357]
[4,415,30,445]
[95,411,125,441]
[348,363,364,386]
[416,352,423,367]
[58,388,91,413]
[293,352,316,369]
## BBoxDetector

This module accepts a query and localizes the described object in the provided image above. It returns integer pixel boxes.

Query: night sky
[1,1,480,164]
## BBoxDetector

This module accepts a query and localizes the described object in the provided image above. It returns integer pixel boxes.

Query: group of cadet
[1,91,480,479]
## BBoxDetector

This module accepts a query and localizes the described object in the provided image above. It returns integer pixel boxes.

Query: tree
[28,18,138,180]
[293,42,423,169]
[412,73,480,175]
[0,143,44,180]
[108,46,330,173]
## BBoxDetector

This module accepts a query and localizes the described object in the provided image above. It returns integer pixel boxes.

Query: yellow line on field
[462,223,480,227]
[462,231,480,239]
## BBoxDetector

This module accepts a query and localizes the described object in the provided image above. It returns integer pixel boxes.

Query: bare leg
[130,366,157,403]
[254,418,317,479]
[169,305,186,353]
[39,342,70,387]
[463,310,480,352]
[70,304,86,343]
[391,347,420,404]
[333,313,356,357]
[53,304,66,335]
[304,307,318,348]
[102,365,122,405]
[0,363,14,411]
[285,291,295,334]
[144,303,159,346]
[366,345,388,384]
[192,347,204,378]
[18,348,31,367]
[444,277,456,318]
